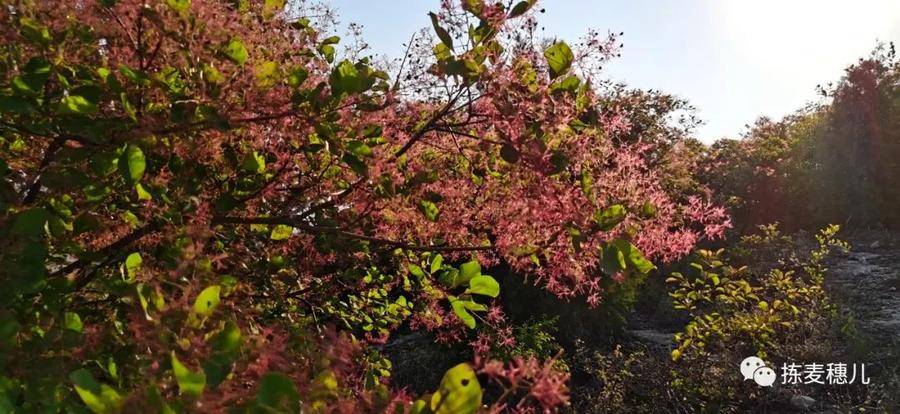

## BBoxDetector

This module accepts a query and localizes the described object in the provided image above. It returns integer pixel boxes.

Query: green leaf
[544,42,574,79]
[70,369,123,414]
[0,94,35,114]
[146,387,176,414]
[171,352,206,397]
[610,240,656,274]
[222,38,249,65]
[461,300,487,312]
[136,283,166,319]
[291,17,311,29]
[508,0,535,18]
[202,64,225,84]
[255,61,280,89]
[461,0,484,16]
[450,298,476,329]
[118,65,150,85]
[408,264,426,278]
[465,275,499,298]
[64,312,83,333]
[671,349,682,361]
[262,0,286,18]
[550,75,580,93]
[255,373,299,412]
[119,144,146,183]
[433,43,452,61]
[342,153,367,176]
[418,199,440,222]
[457,260,481,286]
[125,252,142,280]
[57,95,98,115]
[640,201,658,218]
[192,285,221,317]
[430,254,443,273]
[12,58,51,96]
[165,0,190,13]
[270,224,293,241]
[600,243,626,275]
[204,321,242,387]
[287,66,308,87]
[210,321,242,355]
[330,60,363,96]
[593,204,627,231]
[319,44,336,63]
[429,12,454,49]
[431,363,482,414]
[135,183,152,200]
[241,151,266,174]
[348,140,373,158]
[19,17,52,46]
[11,208,49,239]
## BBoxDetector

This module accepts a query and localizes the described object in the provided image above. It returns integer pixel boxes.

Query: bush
[666,225,848,410]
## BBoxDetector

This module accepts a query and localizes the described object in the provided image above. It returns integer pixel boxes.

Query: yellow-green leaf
[171,352,206,397]
[255,61,280,89]
[222,38,249,65]
[193,285,221,317]
[165,0,190,13]
[119,145,146,183]
[270,224,293,240]
[431,363,482,414]
[544,41,574,79]
[70,369,124,414]
[465,275,499,298]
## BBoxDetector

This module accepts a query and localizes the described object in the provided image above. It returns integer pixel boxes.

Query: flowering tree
[0,0,727,412]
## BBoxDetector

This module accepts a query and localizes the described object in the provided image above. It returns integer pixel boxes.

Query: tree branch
[212,215,492,252]
[21,136,65,205]
[393,87,467,159]
[49,220,163,279]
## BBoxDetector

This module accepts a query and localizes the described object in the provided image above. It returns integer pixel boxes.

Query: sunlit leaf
[222,38,249,65]
[70,369,123,414]
[544,41,574,79]
[57,95,98,115]
[255,61,280,89]
[430,363,482,414]
[330,60,363,96]
[241,151,266,174]
[165,0,190,13]
[449,298,476,329]
[465,275,499,298]
[64,312,83,333]
[270,224,293,240]
[611,239,656,274]
[593,204,627,231]
[125,252,142,280]
[119,145,146,183]
[193,285,221,317]
[457,260,481,287]
[171,352,206,397]
[418,200,440,222]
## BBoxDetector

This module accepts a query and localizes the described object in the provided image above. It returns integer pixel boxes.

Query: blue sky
[328,0,900,142]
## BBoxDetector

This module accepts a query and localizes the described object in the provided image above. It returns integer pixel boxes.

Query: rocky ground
[825,231,900,353]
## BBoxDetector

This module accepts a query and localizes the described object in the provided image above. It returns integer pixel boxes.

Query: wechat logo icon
[741,356,777,387]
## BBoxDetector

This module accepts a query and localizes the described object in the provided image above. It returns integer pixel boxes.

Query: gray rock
[790,395,816,411]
